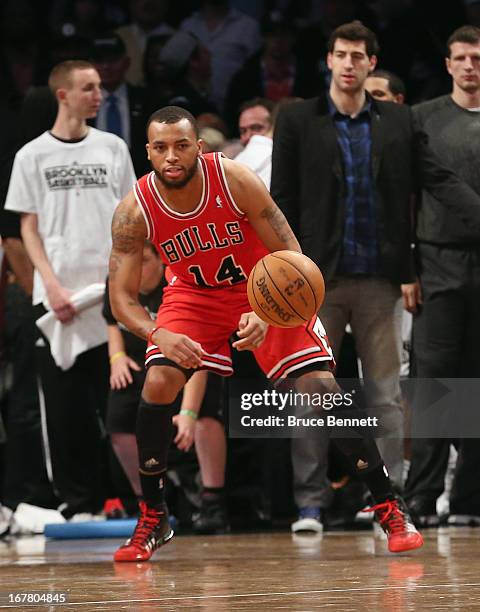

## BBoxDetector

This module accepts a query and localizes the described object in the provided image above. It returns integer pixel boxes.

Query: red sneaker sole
[113,528,174,562]
[388,533,424,553]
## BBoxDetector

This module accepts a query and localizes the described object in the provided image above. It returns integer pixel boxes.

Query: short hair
[447,25,480,56]
[48,60,95,94]
[147,105,199,138]
[239,97,275,118]
[328,21,379,58]
[368,69,406,97]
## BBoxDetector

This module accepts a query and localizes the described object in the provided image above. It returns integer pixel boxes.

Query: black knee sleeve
[328,397,384,475]
[332,435,383,474]
[136,399,177,474]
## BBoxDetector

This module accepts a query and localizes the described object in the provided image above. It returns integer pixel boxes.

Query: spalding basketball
[247,251,325,328]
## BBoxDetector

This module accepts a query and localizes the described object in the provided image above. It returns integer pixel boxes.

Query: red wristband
[147,326,161,346]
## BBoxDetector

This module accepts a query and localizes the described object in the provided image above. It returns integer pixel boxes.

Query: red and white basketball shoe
[365,498,424,553]
[114,502,174,562]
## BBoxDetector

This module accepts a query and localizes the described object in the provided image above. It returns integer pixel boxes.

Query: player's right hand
[233,311,268,351]
[152,328,204,369]
[46,283,76,323]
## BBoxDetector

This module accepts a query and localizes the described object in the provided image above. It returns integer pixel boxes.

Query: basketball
[247,251,325,328]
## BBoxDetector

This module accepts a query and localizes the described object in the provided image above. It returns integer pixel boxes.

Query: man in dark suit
[271,20,480,533]
[90,34,149,177]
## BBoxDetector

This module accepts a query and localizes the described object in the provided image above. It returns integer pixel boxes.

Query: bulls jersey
[134,152,268,288]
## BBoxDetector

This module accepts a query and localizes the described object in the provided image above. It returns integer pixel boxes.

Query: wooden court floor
[1,528,480,610]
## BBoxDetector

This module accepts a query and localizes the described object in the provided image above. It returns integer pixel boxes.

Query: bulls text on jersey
[160,221,244,264]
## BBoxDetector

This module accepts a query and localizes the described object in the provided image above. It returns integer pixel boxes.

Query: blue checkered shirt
[329,97,380,275]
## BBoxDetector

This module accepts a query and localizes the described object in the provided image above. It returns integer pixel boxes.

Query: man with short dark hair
[405,25,480,527]
[365,69,406,104]
[272,20,480,534]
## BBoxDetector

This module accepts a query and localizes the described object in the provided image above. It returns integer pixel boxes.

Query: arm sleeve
[270,106,300,236]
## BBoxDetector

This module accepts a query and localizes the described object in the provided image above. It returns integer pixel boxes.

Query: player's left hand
[232,311,268,351]
[172,413,196,452]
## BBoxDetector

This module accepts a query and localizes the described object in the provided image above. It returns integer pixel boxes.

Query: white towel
[36,283,107,370]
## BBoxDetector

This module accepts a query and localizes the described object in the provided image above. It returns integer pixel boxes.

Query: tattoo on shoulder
[111,205,145,255]
[260,204,295,243]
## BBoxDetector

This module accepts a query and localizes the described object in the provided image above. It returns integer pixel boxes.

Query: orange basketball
[247,251,325,328]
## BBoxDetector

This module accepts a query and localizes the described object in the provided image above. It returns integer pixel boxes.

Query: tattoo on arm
[109,205,146,281]
[111,209,145,255]
[109,253,122,278]
[260,204,295,243]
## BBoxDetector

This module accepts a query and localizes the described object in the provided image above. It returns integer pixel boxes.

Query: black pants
[1,285,54,509]
[405,243,480,513]
[35,305,110,515]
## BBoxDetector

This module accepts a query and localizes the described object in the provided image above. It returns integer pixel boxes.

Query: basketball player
[109,106,423,562]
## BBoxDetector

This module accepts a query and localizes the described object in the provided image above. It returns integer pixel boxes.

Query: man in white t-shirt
[5,60,136,520]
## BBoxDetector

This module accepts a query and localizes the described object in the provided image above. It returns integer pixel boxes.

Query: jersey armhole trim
[214,152,244,218]
[134,181,153,241]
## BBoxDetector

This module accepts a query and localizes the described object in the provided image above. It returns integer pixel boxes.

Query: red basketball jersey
[134,152,268,288]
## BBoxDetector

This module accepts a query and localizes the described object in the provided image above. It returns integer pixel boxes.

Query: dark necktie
[107,94,122,139]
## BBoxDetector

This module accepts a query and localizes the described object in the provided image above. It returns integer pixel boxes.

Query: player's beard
[155,160,198,189]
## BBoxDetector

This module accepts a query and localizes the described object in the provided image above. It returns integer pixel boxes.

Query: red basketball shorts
[146,279,334,381]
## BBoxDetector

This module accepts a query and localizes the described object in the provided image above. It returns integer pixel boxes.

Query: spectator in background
[225,20,318,134]
[237,97,274,147]
[0,59,67,532]
[0,108,55,527]
[149,31,218,117]
[199,127,226,152]
[116,0,174,86]
[271,20,480,534]
[4,60,136,523]
[197,112,229,137]
[405,25,480,528]
[90,33,149,176]
[234,98,277,189]
[52,0,110,39]
[181,0,262,112]
[143,33,172,93]
[365,69,406,103]
[364,71,411,381]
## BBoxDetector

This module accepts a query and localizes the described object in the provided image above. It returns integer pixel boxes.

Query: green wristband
[180,409,198,421]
